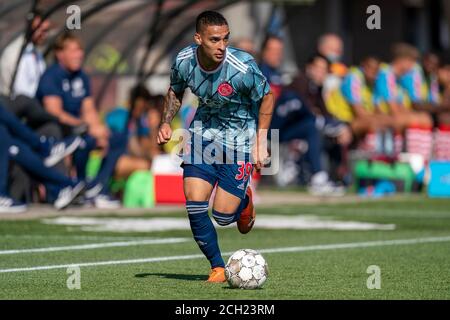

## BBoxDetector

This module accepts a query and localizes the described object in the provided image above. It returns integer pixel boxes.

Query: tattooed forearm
[258,91,274,131]
[162,89,182,124]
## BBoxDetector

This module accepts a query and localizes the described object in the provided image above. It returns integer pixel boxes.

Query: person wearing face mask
[317,33,347,74]
[317,33,348,101]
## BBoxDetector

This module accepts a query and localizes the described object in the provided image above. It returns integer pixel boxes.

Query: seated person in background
[317,33,348,99]
[339,56,398,153]
[106,85,164,180]
[0,9,49,98]
[257,35,285,194]
[0,8,69,135]
[438,64,450,120]
[294,54,352,146]
[374,43,433,158]
[0,103,84,213]
[0,103,82,168]
[290,54,352,182]
[270,78,346,195]
[259,35,284,101]
[400,52,450,126]
[36,32,127,209]
[434,64,450,160]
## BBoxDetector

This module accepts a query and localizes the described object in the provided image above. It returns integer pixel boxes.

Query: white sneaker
[275,160,299,187]
[54,181,85,210]
[85,183,103,199]
[0,196,27,213]
[93,194,121,209]
[308,171,346,196]
[308,181,346,197]
[44,136,82,167]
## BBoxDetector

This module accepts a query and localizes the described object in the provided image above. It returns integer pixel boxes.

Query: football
[225,249,268,289]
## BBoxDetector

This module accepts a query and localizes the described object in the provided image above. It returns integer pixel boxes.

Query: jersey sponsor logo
[218,82,233,97]
[198,97,222,108]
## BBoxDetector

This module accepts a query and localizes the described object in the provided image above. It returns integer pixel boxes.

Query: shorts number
[235,161,253,181]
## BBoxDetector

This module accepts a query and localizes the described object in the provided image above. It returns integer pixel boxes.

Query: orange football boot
[237,187,256,234]
[206,267,226,283]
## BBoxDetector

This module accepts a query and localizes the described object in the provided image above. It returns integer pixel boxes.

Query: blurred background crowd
[1,0,450,213]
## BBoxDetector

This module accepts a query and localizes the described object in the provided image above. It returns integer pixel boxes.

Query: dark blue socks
[186,201,224,268]
[212,195,249,226]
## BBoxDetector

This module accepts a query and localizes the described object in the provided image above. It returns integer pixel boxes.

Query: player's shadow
[135,273,207,281]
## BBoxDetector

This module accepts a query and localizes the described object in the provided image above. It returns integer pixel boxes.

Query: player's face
[57,40,84,72]
[196,25,230,64]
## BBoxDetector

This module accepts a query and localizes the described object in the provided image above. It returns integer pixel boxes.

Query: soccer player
[157,11,274,283]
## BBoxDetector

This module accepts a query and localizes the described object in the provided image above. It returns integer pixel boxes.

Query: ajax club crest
[218,82,233,97]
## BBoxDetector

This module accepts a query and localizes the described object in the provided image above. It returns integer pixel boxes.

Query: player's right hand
[157,123,172,145]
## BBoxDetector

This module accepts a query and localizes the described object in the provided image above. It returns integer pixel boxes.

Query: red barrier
[154,175,185,204]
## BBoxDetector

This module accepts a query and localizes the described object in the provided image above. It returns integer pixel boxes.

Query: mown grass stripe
[0,238,190,255]
[1,236,449,274]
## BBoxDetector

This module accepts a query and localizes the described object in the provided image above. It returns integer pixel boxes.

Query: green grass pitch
[0,196,449,299]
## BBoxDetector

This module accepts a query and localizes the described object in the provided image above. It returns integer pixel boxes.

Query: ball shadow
[222,286,264,290]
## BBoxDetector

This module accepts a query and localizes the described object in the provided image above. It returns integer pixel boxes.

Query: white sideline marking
[1,235,174,241]
[0,236,449,274]
[0,238,190,255]
[43,215,396,232]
